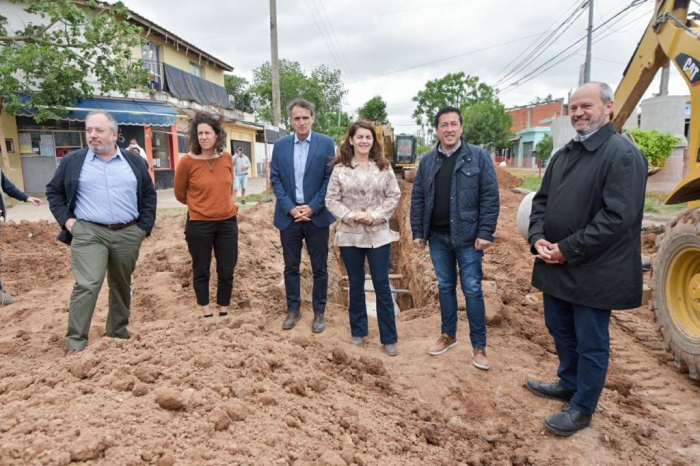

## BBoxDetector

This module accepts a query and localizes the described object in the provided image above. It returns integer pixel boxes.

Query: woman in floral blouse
[326,121,401,356]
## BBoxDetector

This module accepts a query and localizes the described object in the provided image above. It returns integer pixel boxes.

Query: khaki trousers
[65,220,145,350]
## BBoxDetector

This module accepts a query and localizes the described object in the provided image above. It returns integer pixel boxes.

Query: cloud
[122,0,691,132]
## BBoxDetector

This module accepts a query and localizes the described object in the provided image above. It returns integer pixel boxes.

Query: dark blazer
[411,140,500,246]
[528,123,648,310]
[0,171,29,218]
[46,147,157,245]
[270,131,336,230]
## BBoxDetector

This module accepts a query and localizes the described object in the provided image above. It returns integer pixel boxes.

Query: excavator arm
[612,0,700,204]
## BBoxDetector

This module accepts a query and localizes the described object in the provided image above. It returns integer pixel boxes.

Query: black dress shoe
[526,380,574,403]
[282,310,301,330]
[312,313,326,333]
[544,406,592,436]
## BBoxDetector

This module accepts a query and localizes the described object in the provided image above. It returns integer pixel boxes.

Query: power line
[312,0,355,81]
[346,33,542,84]
[499,3,652,96]
[497,0,649,93]
[190,0,473,42]
[491,0,587,88]
[304,0,350,81]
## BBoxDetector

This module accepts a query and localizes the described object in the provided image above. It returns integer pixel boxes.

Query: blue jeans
[428,232,486,348]
[280,221,329,314]
[340,244,397,344]
[544,293,611,415]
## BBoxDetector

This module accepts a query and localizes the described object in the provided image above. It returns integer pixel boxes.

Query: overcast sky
[121,0,690,133]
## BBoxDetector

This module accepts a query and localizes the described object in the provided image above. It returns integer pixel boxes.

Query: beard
[89,142,115,154]
[575,112,608,135]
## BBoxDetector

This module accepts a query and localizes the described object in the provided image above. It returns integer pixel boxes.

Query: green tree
[358,95,388,123]
[224,75,253,114]
[0,0,148,190]
[249,59,347,138]
[535,133,553,176]
[0,0,148,122]
[530,94,555,105]
[411,72,495,127]
[628,128,680,167]
[462,100,513,150]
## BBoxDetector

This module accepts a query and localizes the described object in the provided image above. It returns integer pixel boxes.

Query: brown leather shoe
[472,348,491,370]
[428,333,458,356]
[65,349,82,357]
[282,310,301,330]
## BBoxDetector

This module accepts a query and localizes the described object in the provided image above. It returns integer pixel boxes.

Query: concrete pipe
[516,192,536,242]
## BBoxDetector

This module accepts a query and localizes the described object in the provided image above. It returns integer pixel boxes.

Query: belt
[87,219,138,231]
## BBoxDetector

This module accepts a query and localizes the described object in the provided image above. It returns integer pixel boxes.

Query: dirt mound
[496,166,522,190]
[0,190,699,465]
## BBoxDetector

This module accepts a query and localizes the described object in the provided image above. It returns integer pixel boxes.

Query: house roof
[80,1,234,72]
[125,10,234,72]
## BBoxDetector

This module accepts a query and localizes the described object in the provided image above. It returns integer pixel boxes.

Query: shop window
[152,131,172,169]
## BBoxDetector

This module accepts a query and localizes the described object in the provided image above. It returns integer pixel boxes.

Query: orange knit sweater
[174,152,238,221]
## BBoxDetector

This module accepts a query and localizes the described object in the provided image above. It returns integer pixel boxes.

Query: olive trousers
[65,220,145,351]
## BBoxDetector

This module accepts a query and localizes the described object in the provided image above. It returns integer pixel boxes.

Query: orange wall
[508,101,564,133]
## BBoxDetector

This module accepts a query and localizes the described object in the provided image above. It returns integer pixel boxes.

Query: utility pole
[270,0,281,126]
[660,62,670,96]
[584,0,594,83]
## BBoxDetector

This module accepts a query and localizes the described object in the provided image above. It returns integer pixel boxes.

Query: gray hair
[85,110,119,133]
[589,82,614,104]
[287,98,315,117]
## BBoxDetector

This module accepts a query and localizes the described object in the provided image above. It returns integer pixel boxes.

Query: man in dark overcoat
[526,82,648,436]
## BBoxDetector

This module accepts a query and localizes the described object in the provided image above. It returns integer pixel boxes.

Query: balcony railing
[141,59,164,92]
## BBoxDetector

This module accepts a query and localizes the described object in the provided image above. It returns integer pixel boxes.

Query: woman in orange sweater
[174,112,238,318]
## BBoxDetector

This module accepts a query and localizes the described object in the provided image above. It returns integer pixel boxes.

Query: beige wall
[226,125,258,176]
[134,36,225,86]
[0,113,25,191]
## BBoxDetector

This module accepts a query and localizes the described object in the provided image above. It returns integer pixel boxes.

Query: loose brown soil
[0,169,698,465]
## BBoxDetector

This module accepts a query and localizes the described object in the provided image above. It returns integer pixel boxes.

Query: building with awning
[16,98,180,127]
[1,0,260,193]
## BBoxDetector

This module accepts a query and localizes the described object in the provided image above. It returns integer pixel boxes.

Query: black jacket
[528,123,648,310]
[46,147,157,245]
[411,140,499,246]
[0,171,29,218]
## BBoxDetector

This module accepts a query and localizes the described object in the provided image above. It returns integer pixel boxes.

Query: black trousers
[185,216,238,306]
[280,221,329,314]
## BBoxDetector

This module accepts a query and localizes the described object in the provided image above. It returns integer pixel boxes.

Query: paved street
[2,176,268,223]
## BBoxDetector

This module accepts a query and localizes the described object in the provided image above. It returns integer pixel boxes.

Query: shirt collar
[566,122,616,152]
[573,129,598,142]
[294,131,313,144]
[437,140,462,157]
[87,145,120,161]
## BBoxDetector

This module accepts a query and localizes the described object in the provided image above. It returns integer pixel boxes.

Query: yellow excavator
[375,122,418,177]
[613,0,700,380]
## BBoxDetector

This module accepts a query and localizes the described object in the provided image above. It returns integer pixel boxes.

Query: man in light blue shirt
[233,146,252,204]
[270,98,336,333]
[47,110,157,356]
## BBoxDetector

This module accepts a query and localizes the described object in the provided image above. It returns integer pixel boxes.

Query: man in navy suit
[270,98,335,333]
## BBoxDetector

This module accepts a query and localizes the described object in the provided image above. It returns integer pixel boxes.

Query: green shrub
[627,128,680,168]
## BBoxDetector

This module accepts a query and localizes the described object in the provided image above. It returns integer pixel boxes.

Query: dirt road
[0,170,698,465]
